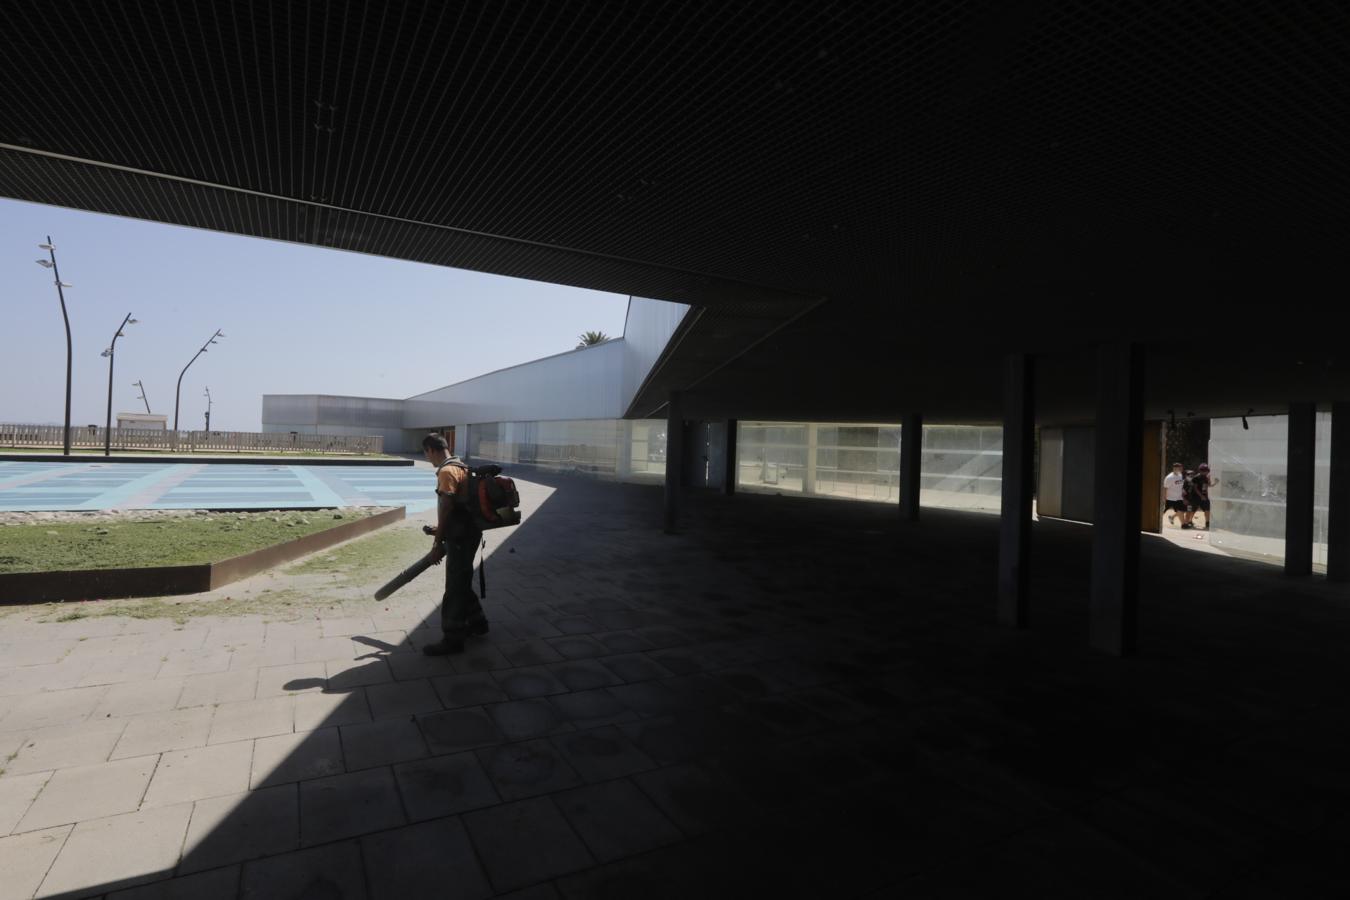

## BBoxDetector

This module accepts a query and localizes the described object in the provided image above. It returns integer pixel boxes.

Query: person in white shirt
[1163,462,1188,527]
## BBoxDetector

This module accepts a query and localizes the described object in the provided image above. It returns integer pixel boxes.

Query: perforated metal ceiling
[3,1,1348,419]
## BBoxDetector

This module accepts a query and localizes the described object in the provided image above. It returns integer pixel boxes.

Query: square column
[899,412,922,520]
[998,354,1034,628]
[722,419,738,495]
[663,392,685,534]
[1285,402,1316,576]
[1089,342,1144,656]
[1327,403,1350,582]
[803,423,819,495]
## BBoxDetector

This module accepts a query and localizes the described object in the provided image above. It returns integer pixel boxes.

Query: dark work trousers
[441,528,485,640]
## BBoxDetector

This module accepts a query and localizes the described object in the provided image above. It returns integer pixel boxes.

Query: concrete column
[998,354,1034,628]
[803,423,819,495]
[1089,342,1144,657]
[899,413,921,520]
[1285,401,1316,576]
[1327,403,1350,582]
[663,392,685,534]
[723,419,738,495]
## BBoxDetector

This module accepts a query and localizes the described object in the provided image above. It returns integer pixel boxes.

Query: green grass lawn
[0,509,375,574]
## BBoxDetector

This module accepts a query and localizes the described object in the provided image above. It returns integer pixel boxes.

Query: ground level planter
[0,506,405,603]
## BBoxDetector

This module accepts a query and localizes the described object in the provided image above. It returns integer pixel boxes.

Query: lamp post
[35,237,73,456]
[133,380,152,415]
[100,313,138,456]
[174,329,224,434]
[203,386,213,432]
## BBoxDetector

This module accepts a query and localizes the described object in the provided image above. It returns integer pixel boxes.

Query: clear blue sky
[1,199,628,431]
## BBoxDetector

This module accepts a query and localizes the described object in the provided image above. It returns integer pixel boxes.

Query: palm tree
[576,330,611,349]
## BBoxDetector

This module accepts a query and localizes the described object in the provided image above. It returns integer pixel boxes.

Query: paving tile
[393,752,501,821]
[362,817,492,900]
[93,678,186,718]
[299,768,405,846]
[432,672,509,709]
[0,661,92,698]
[142,742,253,808]
[176,671,256,708]
[599,653,675,684]
[4,721,126,776]
[292,636,359,665]
[493,885,562,900]
[417,708,506,754]
[387,652,457,681]
[552,726,656,783]
[350,630,413,657]
[476,738,583,801]
[158,648,232,679]
[40,803,192,897]
[0,770,51,835]
[227,642,297,671]
[112,707,214,759]
[293,688,371,731]
[0,640,76,667]
[0,685,106,732]
[0,825,72,900]
[548,660,623,692]
[449,645,512,674]
[18,754,157,832]
[494,665,571,701]
[340,717,428,770]
[486,698,574,742]
[554,778,683,863]
[326,659,392,690]
[108,865,241,900]
[463,797,594,893]
[180,784,299,873]
[365,679,442,720]
[551,616,599,635]
[250,728,344,788]
[498,639,566,667]
[548,688,639,729]
[240,840,366,899]
[255,662,327,697]
[319,617,376,638]
[79,652,166,687]
[631,762,762,834]
[545,636,608,660]
[207,696,294,745]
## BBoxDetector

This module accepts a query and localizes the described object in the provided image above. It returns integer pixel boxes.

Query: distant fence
[0,424,385,455]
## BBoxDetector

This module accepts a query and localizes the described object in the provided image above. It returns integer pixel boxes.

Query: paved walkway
[3,474,1350,897]
[0,462,433,513]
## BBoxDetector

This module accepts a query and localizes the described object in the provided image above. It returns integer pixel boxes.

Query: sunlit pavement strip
[0,462,434,513]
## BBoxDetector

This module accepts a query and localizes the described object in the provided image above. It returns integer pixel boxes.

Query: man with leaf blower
[420,433,490,655]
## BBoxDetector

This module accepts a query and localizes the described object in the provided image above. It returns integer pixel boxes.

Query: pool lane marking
[110,464,208,510]
[288,466,349,508]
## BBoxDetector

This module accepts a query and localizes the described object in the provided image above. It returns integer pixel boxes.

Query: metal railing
[0,424,384,455]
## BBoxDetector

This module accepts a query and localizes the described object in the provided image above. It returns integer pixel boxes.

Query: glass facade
[736,421,1002,512]
[466,419,666,483]
[1208,413,1331,568]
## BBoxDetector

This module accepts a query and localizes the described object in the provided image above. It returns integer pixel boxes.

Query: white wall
[620,296,690,414]
[403,339,627,429]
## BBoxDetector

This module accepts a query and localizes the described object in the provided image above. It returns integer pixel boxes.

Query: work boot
[422,638,465,656]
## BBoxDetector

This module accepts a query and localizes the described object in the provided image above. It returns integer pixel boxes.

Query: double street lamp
[133,380,152,415]
[204,386,213,431]
[100,313,138,456]
[34,237,73,456]
[174,329,225,432]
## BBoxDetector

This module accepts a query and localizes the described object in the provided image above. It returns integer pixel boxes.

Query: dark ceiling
[3,1,1349,421]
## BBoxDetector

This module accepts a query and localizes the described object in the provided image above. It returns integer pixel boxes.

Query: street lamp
[174,329,225,434]
[203,386,213,432]
[133,380,152,415]
[100,313,137,456]
[35,237,74,456]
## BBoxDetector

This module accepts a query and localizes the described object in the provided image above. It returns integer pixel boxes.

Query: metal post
[900,413,922,520]
[1329,402,1350,583]
[103,312,134,457]
[1089,342,1144,656]
[804,423,819,495]
[998,354,1034,627]
[1285,402,1316,576]
[723,419,738,495]
[40,237,73,456]
[664,391,685,534]
[174,329,224,435]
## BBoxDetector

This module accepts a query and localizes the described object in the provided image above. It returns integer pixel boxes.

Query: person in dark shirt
[1186,462,1213,530]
